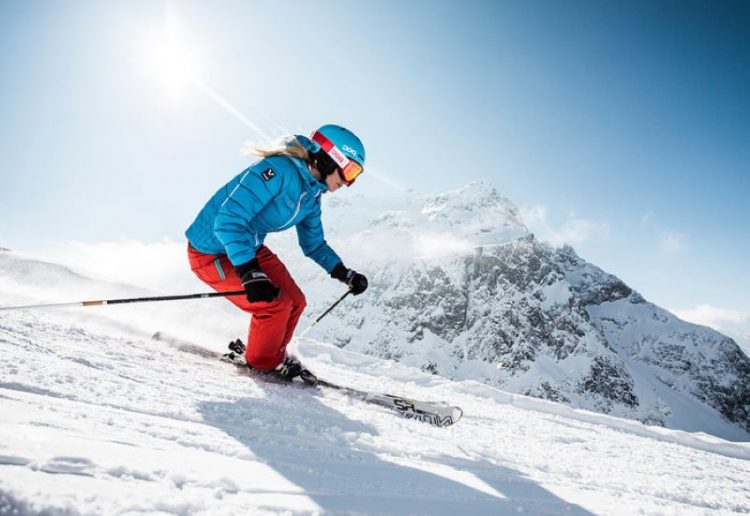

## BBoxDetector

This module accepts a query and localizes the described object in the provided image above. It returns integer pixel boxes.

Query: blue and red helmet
[311,124,365,185]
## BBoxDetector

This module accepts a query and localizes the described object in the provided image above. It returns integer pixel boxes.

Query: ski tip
[448,406,464,427]
[432,406,463,427]
[399,404,463,428]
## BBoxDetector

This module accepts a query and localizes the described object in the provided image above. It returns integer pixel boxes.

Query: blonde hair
[243,135,310,161]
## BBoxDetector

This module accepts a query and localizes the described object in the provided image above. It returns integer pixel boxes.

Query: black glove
[331,263,368,295]
[235,259,279,302]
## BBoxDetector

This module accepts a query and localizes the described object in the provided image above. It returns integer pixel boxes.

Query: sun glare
[131,2,273,140]
[135,3,201,102]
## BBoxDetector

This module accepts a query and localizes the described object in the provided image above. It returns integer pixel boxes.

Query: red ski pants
[187,244,306,370]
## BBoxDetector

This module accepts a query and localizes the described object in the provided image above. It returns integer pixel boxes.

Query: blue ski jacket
[185,138,342,272]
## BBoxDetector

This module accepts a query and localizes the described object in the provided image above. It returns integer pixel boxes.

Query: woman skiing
[185,124,368,379]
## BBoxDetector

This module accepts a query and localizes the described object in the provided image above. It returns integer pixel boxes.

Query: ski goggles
[311,130,364,186]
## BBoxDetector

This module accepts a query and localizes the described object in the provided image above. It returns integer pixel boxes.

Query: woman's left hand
[331,264,368,295]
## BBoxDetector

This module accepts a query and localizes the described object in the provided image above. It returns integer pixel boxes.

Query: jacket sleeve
[214,163,282,266]
[295,198,342,273]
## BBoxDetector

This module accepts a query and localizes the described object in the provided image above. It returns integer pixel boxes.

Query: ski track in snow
[1,306,749,515]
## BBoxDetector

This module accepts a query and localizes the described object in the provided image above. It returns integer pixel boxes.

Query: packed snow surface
[1,251,749,514]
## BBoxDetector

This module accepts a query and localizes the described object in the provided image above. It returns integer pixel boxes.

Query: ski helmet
[310,124,366,185]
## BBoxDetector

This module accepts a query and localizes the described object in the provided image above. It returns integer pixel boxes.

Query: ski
[301,372,463,428]
[152,332,463,427]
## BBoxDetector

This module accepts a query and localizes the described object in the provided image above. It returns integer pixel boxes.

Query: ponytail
[243,136,310,161]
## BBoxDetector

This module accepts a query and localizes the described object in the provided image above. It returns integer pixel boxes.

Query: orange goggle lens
[339,160,364,185]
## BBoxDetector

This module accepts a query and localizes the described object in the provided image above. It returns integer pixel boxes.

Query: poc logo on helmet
[342,145,357,156]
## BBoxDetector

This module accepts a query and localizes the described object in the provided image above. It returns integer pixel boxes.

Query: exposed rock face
[557,245,750,432]
[340,235,642,417]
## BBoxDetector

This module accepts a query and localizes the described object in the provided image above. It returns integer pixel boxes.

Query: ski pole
[0,290,248,312]
[297,290,352,339]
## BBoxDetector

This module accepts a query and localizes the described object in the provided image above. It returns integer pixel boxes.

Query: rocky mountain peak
[421,181,527,230]
[410,182,529,247]
[300,182,750,439]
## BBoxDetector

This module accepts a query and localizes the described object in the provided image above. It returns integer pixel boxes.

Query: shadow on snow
[198,382,592,515]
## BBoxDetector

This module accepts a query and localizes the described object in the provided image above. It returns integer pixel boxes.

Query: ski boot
[275,355,303,381]
[224,340,313,383]
[276,356,319,384]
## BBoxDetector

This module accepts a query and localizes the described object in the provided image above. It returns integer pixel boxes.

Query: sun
[134,3,202,102]
[130,2,269,139]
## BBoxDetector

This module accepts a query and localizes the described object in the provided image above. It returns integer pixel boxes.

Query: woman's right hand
[235,259,280,302]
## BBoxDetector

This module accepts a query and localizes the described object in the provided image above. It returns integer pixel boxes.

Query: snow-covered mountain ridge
[268,182,750,440]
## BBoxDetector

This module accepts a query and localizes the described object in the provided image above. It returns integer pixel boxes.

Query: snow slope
[2,253,750,514]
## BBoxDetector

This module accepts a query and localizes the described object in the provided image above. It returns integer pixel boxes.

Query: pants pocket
[213,258,226,280]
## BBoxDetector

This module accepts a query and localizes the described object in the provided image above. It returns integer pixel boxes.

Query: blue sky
[1,1,748,324]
